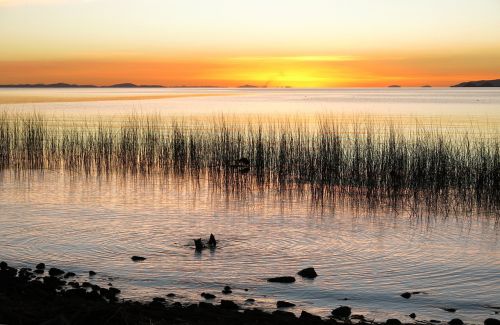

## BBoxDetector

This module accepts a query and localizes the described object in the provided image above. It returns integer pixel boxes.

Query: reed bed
[0,112,498,212]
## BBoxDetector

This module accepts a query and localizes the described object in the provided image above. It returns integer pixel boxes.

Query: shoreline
[1,261,496,325]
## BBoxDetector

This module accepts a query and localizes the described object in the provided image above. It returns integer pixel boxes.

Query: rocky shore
[1,261,498,325]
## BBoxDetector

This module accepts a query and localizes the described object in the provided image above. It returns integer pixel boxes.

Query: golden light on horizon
[0,0,499,87]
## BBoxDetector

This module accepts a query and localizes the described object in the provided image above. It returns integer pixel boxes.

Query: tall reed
[0,112,498,211]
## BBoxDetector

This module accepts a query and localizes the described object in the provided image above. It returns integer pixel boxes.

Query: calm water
[0,88,499,323]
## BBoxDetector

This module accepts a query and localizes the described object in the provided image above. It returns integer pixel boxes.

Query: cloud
[231,55,361,62]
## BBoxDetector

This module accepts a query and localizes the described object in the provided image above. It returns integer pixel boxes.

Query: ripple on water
[0,169,499,323]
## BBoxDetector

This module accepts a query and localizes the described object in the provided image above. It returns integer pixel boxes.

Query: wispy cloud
[231,55,361,62]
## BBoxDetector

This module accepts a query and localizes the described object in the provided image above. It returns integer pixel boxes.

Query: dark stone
[171,301,182,308]
[430,320,441,323]
[152,297,166,303]
[0,261,7,269]
[220,300,239,310]
[198,302,216,310]
[109,287,121,296]
[81,282,92,287]
[222,285,232,294]
[299,310,322,323]
[34,269,44,274]
[331,306,351,318]
[386,319,402,325]
[442,308,457,313]
[412,291,422,294]
[208,234,217,248]
[277,300,296,308]
[449,319,464,325]
[485,319,500,325]
[35,263,45,270]
[201,292,216,299]
[64,272,76,278]
[409,313,416,319]
[272,310,297,321]
[89,270,96,276]
[194,238,204,251]
[68,281,80,288]
[48,268,65,277]
[245,298,255,303]
[298,267,318,279]
[131,256,146,262]
[43,276,65,289]
[351,314,365,320]
[167,293,176,297]
[267,276,296,283]
[401,292,412,299]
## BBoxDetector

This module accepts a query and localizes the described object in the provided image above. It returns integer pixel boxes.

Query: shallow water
[0,88,499,323]
[0,170,499,323]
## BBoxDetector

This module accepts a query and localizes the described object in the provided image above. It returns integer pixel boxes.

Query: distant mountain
[452,79,500,87]
[0,83,164,88]
[388,85,401,88]
[238,84,259,88]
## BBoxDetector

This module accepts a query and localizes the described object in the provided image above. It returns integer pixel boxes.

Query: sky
[1,0,500,87]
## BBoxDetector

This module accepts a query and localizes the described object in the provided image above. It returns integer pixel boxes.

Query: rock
[131,256,146,261]
[267,276,296,283]
[299,310,322,323]
[34,269,44,274]
[64,272,76,278]
[449,319,464,325]
[409,313,416,319]
[0,261,7,269]
[430,320,441,323]
[297,267,318,279]
[68,281,80,288]
[166,293,176,297]
[48,268,65,277]
[220,300,239,310]
[171,302,182,308]
[485,319,500,325]
[272,310,297,321]
[35,263,45,270]
[198,302,216,310]
[351,314,365,320]
[386,319,402,325]
[81,282,92,287]
[442,308,457,313]
[222,285,232,294]
[109,287,121,296]
[201,292,216,299]
[277,300,296,308]
[331,306,351,318]
[401,292,412,299]
[194,238,204,251]
[89,270,96,276]
[245,298,255,303]
[208,234,217,248]
[152,297,166,303]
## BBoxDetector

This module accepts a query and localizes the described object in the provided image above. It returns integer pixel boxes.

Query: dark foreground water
[0,170,499,323]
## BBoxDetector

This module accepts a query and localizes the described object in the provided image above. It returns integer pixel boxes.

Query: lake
[0,88,499,323]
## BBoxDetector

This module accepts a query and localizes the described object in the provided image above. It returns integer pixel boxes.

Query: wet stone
[401,292,412,299]
[277,300,296,308]
[331,306,351,319]
[267,276,296,283]
[297,267,318,279]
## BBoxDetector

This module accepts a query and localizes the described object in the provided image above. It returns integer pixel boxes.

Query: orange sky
[1,0,500,87]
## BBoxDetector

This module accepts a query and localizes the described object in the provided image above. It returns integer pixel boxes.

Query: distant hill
[238,84,259,88]
[0,83,164,88]
[452,79,500,87]
[388,85,401,88]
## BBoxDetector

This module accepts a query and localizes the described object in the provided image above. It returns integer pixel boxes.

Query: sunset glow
[1,0,500,87]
